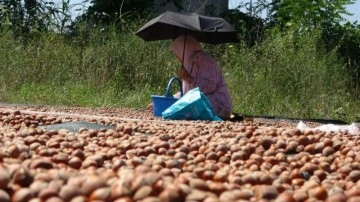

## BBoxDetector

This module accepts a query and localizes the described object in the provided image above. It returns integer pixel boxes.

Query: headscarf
[171,35,203,71]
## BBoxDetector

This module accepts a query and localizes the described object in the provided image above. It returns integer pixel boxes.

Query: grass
[0,27,359,123]
[223,32,358,122]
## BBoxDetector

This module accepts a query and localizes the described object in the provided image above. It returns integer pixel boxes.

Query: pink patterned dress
[172,35,232,118]
[181,51,233,118]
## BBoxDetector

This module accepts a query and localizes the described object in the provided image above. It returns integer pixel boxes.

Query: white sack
[297,121,360,135]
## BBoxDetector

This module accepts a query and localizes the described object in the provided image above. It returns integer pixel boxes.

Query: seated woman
[171,35,233,119]
[148,35,233,119]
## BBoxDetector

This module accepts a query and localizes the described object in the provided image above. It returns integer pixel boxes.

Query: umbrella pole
[181,34,187,69]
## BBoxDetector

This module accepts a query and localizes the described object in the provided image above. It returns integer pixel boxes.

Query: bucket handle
[164,77,183,98]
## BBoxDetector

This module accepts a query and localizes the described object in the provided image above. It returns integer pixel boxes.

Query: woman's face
[172,35,202,68]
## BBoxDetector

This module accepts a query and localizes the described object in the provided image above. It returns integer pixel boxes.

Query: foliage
[248,0,360,99]
[1,26,359,122]
[79,0,230,27]
[331,22,360,98]
[222,9,265,47]
[0,0,360,121]
[82,0,154,25]
[0,0,82,36]
[223,30,356,121]
[269,0,355,31]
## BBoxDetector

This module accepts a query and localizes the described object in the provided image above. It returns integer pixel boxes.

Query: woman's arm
[192,54,219,95]
[177,68,193,83]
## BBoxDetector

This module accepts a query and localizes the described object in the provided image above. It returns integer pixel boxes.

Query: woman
[171,35,233,119]
[147,35,232,119]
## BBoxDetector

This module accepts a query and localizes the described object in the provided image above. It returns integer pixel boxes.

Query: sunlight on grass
[1,27,359,122]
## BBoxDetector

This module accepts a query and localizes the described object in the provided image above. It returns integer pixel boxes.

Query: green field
[0,26,359,123]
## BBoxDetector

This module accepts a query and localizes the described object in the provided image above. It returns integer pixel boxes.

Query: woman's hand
[146,103,153,111]
[176,67,193,83]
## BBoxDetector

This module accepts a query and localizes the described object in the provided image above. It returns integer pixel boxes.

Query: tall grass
[222,31,357,121]
[0,27,359,122]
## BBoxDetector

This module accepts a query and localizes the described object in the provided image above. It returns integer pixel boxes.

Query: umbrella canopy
[136,11,239,44]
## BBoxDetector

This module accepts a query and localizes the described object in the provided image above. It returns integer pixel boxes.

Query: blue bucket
[151,77,183,117]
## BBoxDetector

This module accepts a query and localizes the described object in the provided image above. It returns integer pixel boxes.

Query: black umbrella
[135,11,239,45]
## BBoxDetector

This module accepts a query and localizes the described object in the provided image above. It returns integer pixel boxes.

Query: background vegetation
[0,0,359,122]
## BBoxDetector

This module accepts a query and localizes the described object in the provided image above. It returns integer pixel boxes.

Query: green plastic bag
[162,87,222,121]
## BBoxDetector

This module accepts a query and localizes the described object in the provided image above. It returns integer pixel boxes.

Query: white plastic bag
[297,121,360,135]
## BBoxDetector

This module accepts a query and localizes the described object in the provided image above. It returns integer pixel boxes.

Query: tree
[0,0,48,36]
[222,9,265,46]
[268,0,360,98]
[0,0,78,36]
[0,0,26,35]
[81,0,230,26]
[222,0,271,46]
[83,0,155,25]
[269,0,355,31]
